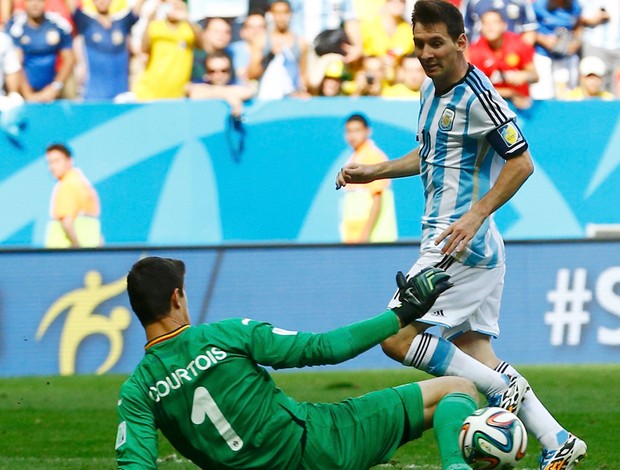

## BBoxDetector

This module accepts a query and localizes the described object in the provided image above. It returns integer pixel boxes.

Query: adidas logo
[430,309,445,317]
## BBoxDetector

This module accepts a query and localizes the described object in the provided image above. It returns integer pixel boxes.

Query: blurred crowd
[0,0,618,116]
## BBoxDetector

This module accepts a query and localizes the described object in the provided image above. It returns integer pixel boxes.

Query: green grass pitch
[1,365,617,469]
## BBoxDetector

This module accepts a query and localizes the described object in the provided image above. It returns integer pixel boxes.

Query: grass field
[1,365,617,469]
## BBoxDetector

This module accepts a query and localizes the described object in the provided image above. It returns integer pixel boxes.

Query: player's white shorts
[387,250,505,339]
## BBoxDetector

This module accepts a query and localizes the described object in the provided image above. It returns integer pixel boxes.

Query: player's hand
[391,267,453,325]
[435,209,485,255]
[335,162,375,189]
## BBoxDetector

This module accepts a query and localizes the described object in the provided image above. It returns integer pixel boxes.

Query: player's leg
[300,377,477,470]
[382,255,525,411]
[494,361,587,470]
[451,331,528,412]
[414,377,479,470]
[300,388,410,470]
[453,290,587,469]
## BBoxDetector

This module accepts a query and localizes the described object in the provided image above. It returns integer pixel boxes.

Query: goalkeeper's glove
[391,267,453,325]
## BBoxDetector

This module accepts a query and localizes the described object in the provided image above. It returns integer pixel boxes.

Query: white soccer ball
[458,407,528,469]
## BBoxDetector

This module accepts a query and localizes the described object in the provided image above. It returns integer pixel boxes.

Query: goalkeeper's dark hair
[127,257,185,327]
[411,0,465,42]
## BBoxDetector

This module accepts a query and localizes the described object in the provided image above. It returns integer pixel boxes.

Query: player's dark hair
[127,257,186,327]
[411,0,465,42]
[45,143,73,159]
[346,113,370,128]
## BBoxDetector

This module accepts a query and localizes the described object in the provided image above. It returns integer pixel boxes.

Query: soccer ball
[458,407,528,469]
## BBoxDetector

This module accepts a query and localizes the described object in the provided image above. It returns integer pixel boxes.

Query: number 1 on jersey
[191,386,244,451]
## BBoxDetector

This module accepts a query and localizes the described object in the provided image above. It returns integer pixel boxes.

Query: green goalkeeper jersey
[115,311,400,469]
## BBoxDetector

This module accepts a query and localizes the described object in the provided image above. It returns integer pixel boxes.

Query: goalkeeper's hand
[391,267,453,326]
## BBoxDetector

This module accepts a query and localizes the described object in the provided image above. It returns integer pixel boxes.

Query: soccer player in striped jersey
[116,256,478,470]
[335,1,586,469]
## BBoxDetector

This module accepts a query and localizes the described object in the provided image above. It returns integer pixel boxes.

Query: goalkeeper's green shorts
[300,383,424,470]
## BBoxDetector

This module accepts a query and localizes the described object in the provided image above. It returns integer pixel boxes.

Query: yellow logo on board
[36,271,131,375]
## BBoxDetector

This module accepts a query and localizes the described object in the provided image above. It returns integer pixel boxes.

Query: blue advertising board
[1,240,618,377]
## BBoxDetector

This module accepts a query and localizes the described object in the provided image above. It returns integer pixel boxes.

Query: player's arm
[246,268,452,368]
[335,147,421,189]
[116,386,158,469]
[436,148,534,255]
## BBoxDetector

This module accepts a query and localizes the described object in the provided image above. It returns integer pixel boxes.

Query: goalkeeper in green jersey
[116,257,478,470]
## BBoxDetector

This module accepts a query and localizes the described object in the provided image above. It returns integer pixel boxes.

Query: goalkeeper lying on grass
[116,256,477,470]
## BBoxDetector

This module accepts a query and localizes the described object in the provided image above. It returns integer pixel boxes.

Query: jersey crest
[438,107,456,131]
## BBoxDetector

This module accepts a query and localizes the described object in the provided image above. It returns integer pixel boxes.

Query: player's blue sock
[495,361,565,449]
[405,333,507,397]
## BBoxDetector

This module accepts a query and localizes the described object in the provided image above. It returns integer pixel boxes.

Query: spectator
[382,54,426,98]
[0,30,25,137]
[289,0,363,65]
[468,9,538,109]
[7,0,72,26]
[317,57,347,96]
[132,0,200,100]
[80,0,128,16]
[565,55,615,100]
[44,143,102,248]
[530,0,582,100]
[308,52,356,95]
[360,0,413,59]
[462,0,538,45]
[186,50,256,116]
[1,0,11,26]
[353,55,386,96]
[250,0,308,99]
[228,11,266,84]
[360,0,414,81]
[354,0,386,19]
[64,0,145,100]
[580,1,620,96]
[6,0,75,102]
[191,17,232,84]
[340,113,397,243]
[0,30,23,100]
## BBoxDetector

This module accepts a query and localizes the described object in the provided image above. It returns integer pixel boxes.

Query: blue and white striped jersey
[417,64,528,269]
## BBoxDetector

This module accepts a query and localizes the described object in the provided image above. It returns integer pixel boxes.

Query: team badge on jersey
[112,30,124,45]
[498,121,523,147]
[46,30,60,46]
[438,107,456,132]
